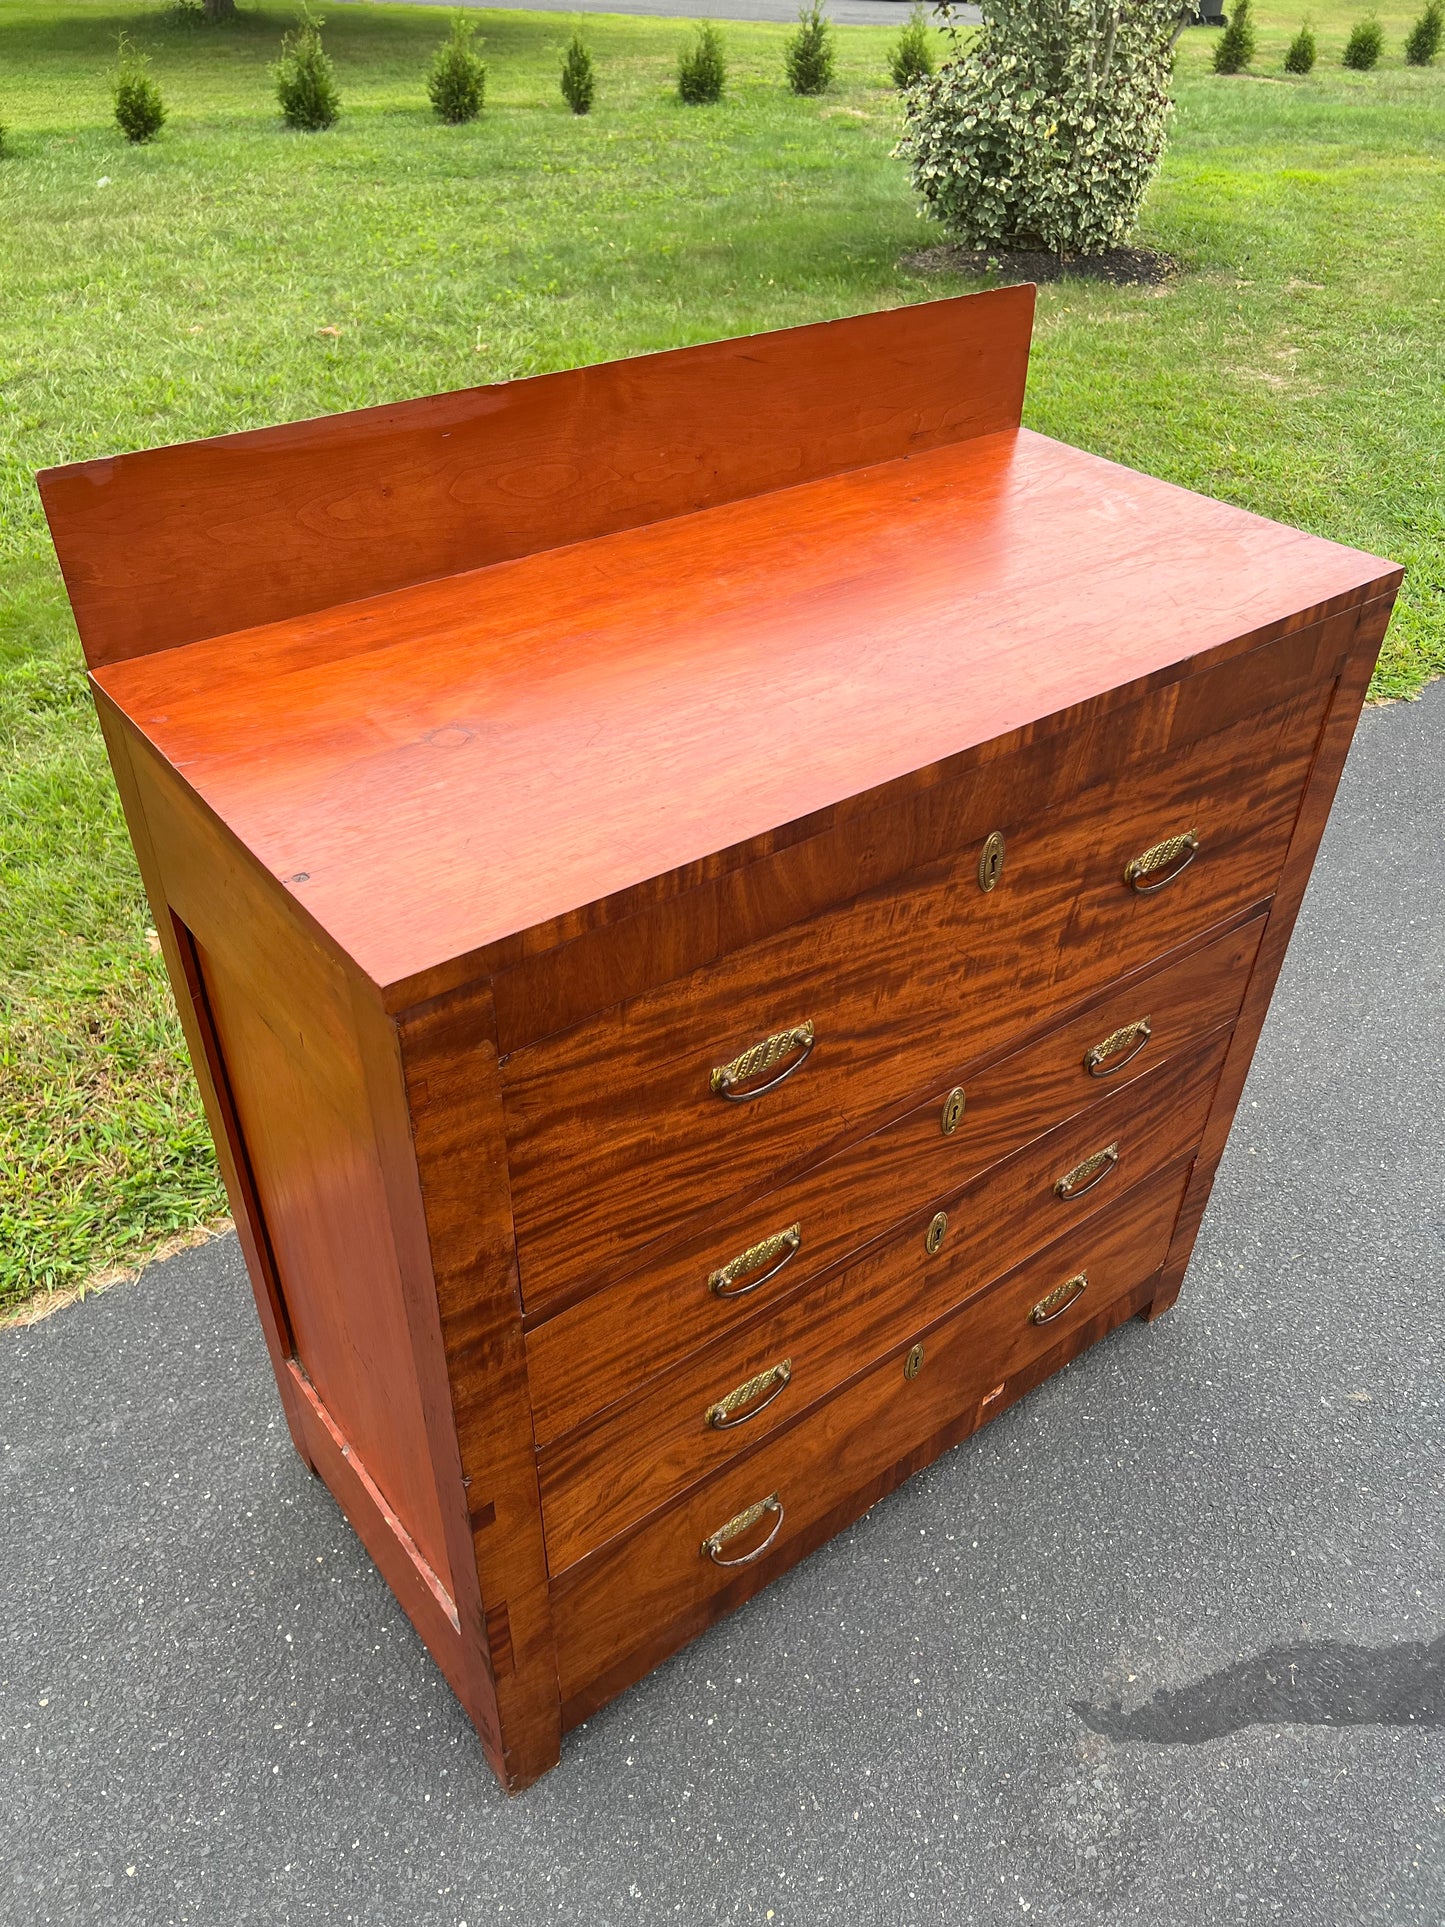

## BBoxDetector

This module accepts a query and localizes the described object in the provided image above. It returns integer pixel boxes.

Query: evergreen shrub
[890,4,937,87]
[1404,0,1441,61]
[275,7,340,130]
[678,23,726,103]
[113,34,167,142]
[898,0,1184,254]
[427,15,486,122]
[1342,13,1383,63]
[1213,0,1255,71]
[785,1,835,94]
[561,32,595,112]
[1283,20,1316,68]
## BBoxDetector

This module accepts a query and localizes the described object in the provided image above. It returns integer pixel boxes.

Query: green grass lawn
[2,0,1442,1313]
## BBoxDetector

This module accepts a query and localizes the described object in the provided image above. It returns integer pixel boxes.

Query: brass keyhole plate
[940,1086,966,1136]
[924,1210,948,1256]
[904,1342,925,1381]
[977,830,1006,893]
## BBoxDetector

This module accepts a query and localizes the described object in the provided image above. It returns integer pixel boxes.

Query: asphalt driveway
[3,682,1443,1926]
[359,0,981,28]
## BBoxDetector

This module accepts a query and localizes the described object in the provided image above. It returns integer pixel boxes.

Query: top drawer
[502,676,1329,1308]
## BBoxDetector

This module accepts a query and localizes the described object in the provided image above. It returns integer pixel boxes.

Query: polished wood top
[39,289,1034,669]
[94,423,1397,1000]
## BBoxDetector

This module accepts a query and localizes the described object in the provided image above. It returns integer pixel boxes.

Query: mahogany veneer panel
[524,915,1265,1443]
[538,1034,1226,1575]
[550,1160,1194,1713]
[37,291,1401,1793]
[504,672,1326,1305]
[195,934,455,1590]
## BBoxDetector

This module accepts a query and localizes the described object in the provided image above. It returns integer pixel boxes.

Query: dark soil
[900,243,1180,287]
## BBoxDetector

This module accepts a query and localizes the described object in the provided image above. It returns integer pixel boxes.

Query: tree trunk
[205,0,237,20]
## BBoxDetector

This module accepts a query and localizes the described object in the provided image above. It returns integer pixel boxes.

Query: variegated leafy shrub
[897,0,1183,254]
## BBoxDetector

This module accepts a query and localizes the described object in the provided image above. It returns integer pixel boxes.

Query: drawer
[526,914,1262,1442]
[504,678,1327,1309]
[551,1158,1189,1711]
[537,1033,1222,1574]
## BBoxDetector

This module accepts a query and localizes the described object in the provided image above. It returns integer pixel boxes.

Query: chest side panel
[105,709,479,1665]
[190,941,455,1595]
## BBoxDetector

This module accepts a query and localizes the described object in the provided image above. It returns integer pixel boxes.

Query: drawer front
[492,616,1349,1061]
[527,914,1262,1442]
[505,679,1327,1308]
[538,1034,1222,1574]
[551,1160,1189,1707]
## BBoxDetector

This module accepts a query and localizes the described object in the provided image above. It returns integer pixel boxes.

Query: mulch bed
[900,244,1180,287]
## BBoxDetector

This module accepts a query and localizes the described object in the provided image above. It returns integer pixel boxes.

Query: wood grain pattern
[559,1264,1163,1732]
[1144,590,1396,1326]
[525,914,1262,1443]
[96,694,524,1776]
[504,680,1329,1305]
[393,986,563,1791]
[488,615,1341,1056]
[107,696,368,1120]
[551,1160,1191,1707]
[94,689,530,1774]
[194,934,455,1587]
[90,697,317,1474]
[539,1034,1226,1573]
[85,433,1396,1006]
[39,289,1035,670]
[340,987,519,1783]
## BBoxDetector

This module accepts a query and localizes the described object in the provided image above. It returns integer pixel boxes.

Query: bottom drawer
[551,1158,1189,1713]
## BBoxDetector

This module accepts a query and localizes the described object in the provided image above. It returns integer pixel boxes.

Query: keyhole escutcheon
[978,830,1006,893]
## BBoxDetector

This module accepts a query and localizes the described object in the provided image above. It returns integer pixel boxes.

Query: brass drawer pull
[1084,1017,1152,1077]
[1124,829,1199,893]
[706,1358,793,1430]
[709,1222,802,1299]
[701,1492,784,1566]
[710,1020,815,1101]
[1054,1142,1119,1200]
[1031,1272,1088,1325]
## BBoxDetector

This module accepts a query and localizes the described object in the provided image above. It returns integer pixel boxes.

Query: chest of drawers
[38,288,1402,1792]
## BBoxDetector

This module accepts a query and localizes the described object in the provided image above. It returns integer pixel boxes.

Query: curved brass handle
[1124,830,1199,893]
[701,1492,784,1566]
[710,1020,815,1101]
[1084,1017,1152,1078]
[705,1358,793,1430]
[1030,1272,1088,1325]
[709,1223,802,1299]
[1054,1142,1119,1200]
